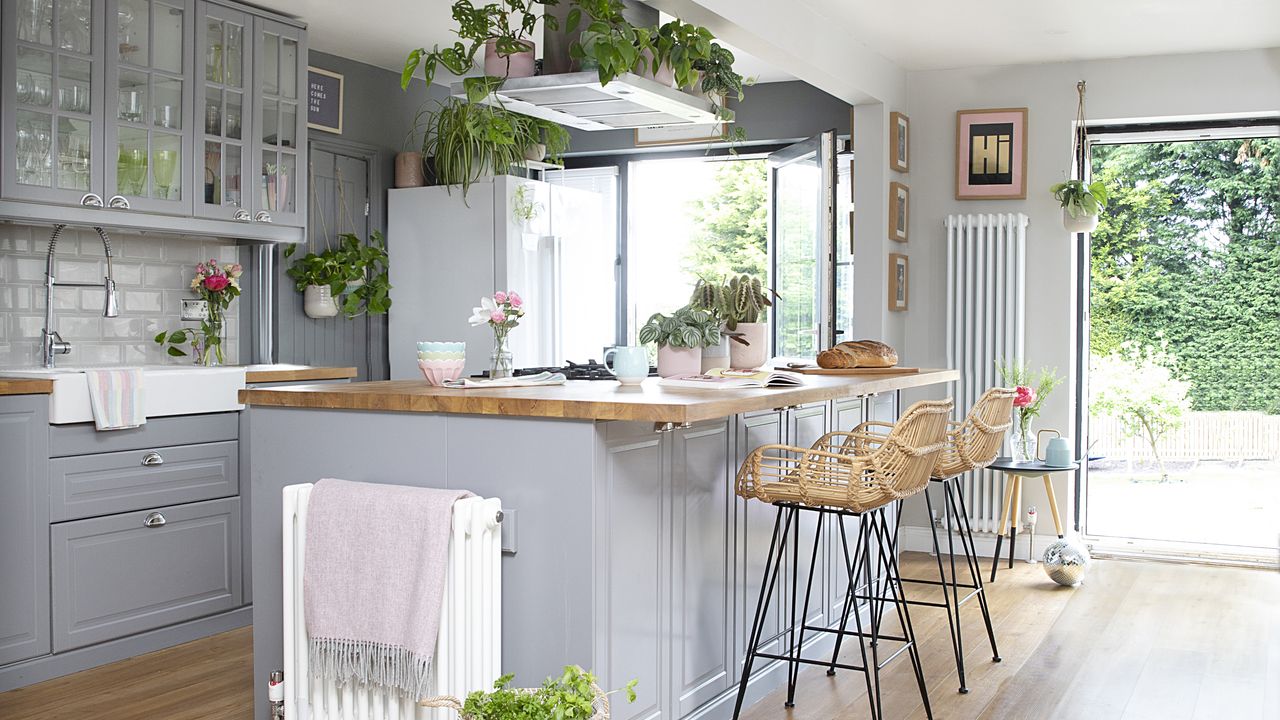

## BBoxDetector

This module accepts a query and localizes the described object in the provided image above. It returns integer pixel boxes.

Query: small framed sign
[307,67,344,134]
[890,111,909,172]
[889,181,909,242]
[888,253,909,312]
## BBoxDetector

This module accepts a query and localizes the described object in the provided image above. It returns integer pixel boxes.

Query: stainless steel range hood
[450,71,732,131]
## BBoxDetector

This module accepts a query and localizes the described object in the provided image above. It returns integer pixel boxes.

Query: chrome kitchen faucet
[43,224,118,368]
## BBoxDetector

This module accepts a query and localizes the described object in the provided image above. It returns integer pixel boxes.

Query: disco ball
[1042,538,1091,586]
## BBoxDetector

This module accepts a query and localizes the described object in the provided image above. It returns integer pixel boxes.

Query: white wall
[898,48,1280,538]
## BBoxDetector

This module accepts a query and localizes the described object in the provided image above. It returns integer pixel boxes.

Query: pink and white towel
[84,368,146,431]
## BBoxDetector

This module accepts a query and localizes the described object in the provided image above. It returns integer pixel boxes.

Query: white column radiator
[282,483,503,720]
[945,213,1028,532]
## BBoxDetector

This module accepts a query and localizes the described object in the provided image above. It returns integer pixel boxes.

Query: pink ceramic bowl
[418,359,465,386]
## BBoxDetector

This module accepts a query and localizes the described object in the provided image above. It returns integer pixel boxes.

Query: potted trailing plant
[1051,179,1108,233]
[652,18,712,89]
[569,8,653,86]
[638,305,721,377]
[422,665,637,720]
[401,0,565,88]
[692,42,749,143]
[689,275,772,369]
[283,231,392,319]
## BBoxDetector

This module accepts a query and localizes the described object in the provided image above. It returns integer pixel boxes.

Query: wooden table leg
[990,474,1016,582]
[1009,477,1022,569]
[1042,474,1065,538]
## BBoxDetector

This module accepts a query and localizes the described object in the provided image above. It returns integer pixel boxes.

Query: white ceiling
[797,0,1280,71]
[253,0,794,84]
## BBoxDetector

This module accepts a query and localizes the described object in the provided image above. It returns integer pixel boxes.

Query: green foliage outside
[1090,138,1280,413]
[1091,344,1192,480]
[682,160,768,281]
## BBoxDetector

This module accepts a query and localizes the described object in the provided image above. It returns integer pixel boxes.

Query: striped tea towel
[84,368,146,431]
[304,479,474,700]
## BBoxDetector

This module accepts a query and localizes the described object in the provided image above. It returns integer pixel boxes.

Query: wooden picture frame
[890,112,909,172]
[889,181,909,242]
[888,253,909,311]
[307,67,345,134]
[956,107,1028,200]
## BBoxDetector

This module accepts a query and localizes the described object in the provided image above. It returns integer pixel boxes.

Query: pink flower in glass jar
[508,291,523,308]
[490,310,507,324]
[204,274,230,292]
[493,291,508,304]
[1013,385,1036,408]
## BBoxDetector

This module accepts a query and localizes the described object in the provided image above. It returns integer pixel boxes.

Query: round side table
[986,458,1079,581]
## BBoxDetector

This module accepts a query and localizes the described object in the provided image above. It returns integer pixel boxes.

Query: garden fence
[1090,411,1280,463]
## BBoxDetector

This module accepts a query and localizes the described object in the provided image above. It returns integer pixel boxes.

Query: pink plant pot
[728,322,769,370]
[657,345,702,378]
[639,48,675,87]
[484,39,536,79]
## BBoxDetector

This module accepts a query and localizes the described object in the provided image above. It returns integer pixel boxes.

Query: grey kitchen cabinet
[51,496,242,651]
[0,0,305,234]
[0,395,51,666]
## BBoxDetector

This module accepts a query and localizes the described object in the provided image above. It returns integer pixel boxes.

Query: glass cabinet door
[104,0,193,213]
[2,0,105,204]
[253,17,306,226]
[193,2,250,220]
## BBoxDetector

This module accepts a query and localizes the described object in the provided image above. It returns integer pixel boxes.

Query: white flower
[468,296,499,326]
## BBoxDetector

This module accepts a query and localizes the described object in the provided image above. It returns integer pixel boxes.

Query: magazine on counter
[658,368,804,390]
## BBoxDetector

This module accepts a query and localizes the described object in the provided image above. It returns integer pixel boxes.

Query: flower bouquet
[469,290,525,379]
[998,361,1063,462]
[155,259,243,365]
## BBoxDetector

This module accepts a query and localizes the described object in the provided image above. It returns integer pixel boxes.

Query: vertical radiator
[945,213,1028,532]
[282,483,503,720]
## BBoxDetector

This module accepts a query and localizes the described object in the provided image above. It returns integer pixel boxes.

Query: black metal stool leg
[786,512,825,707]
[731,506,793,720]
[827,514,865,675]
[865,515,886,720]
[873,508,934,720]
[951,482,1002,662]
[924,485,965,693]
[990,529,1004,582]
[942,482,968,694]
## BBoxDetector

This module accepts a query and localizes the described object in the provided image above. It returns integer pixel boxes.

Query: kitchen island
[241,370,957,720]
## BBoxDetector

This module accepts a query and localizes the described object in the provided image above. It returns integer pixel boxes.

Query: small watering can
[1043,436,1074,468]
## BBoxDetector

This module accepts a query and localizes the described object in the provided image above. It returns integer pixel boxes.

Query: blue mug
[1044,437,1073,467]
[605,346,649,385]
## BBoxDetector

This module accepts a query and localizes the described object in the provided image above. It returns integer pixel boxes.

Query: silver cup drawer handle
[143,512,166,528]
[141,452,164,466]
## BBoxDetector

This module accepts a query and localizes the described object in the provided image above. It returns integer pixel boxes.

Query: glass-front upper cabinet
[253,17,306,226]
[193,1,250,220]
[104,0,193,213]
[2,0,106,205]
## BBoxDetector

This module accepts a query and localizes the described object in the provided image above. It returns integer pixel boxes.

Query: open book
[659,368,804,390]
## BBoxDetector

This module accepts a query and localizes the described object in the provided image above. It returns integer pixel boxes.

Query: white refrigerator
[387,176,613,380]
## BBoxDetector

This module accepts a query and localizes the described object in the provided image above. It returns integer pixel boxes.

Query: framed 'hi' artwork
[956,107,1028,200]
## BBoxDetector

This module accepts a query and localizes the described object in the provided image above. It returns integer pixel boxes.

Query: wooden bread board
[776,366,921,376]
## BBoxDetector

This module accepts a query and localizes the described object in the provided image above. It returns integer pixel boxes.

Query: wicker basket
[735,399,953,513]
[419,682,611,720]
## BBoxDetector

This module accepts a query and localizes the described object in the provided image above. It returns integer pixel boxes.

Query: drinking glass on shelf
[69,133,91,189]
[17,73,34,104]
[118,147,147,195]
[30,75,52,108]
[119,90,143,123]
[152,149,177,199]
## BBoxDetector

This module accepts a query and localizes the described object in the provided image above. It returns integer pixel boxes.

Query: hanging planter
[1053,81,1109,233]
[285,232,393,320]
[303,284,340,319]
[484,39,536,78]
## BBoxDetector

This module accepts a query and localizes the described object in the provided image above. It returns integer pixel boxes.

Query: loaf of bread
[816,340,899,369]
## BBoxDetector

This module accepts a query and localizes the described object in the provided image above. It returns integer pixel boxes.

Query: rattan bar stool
[730,399,953,720]
[856,388,1015,694]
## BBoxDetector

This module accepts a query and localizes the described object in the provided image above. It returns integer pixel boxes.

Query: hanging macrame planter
[1054,81,1106,233]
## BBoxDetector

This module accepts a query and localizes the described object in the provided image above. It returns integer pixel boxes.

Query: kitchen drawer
[50,441,239,522]
[51,498,242,652]
[49,413,239,458]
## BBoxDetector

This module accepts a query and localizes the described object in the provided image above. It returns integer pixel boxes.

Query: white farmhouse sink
[1,365,247,424]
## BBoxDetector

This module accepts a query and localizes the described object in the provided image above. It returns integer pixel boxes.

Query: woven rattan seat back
[932,387,1016,479]
[735,399,953,513]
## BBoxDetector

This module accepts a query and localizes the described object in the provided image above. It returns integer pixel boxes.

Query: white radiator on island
[282,483,503,720]
[946,213,1028,532]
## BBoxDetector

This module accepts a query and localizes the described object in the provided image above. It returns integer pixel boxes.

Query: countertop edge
[244,366,358,383]
[0,377,55,395]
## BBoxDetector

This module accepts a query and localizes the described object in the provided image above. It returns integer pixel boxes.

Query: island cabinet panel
[0,396,51,666]
[669,419,734,717]
[599,421,669,720]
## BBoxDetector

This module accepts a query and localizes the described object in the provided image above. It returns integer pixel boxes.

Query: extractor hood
[450,71,733,131]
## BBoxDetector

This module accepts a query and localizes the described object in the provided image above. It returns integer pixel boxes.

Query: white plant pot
[1063,209,1099,234]
[303,284,339,319]
[657,345,702,377]
[523,143,547,162]
[701,334,730,372]
[728,322,769,369]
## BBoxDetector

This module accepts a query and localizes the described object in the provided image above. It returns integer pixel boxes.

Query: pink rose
[493,291,508,304]
[204,275,230,292]
[490,310,506,324]
[228,263,243,277]
[508,291,523,308]
[1013,385,1036,408]
[196,263,207,274]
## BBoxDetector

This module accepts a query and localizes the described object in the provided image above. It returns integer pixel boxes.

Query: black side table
[986,457,1079,581]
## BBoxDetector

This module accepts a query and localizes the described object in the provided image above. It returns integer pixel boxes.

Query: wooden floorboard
[1,555,1277,719]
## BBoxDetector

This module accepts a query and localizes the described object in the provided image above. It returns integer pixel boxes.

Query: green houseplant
[424,665,637,720]
[1051,179,1108,233]
[689,274,772,369]
[283,231,392,319]
[401,0,566,90]
[638,305,721,377]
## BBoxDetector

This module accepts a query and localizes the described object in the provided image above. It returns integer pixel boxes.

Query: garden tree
[1090,138,1280,412]
[683,160,768,281]
[1090,344,1192,482]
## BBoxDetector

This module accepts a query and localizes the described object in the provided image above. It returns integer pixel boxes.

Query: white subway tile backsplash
[0,224,242,367]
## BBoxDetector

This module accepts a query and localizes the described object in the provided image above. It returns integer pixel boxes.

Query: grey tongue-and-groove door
[276,143,385,379]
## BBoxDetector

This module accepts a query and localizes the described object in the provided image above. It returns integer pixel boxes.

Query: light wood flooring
[1,555,1276,720]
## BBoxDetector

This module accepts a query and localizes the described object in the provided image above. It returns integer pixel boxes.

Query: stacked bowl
[417,341,466,385]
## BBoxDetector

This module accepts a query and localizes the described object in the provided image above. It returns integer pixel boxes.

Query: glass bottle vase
[195,312,225,366]
[1009,415,1035,463]
[490,332,513,379]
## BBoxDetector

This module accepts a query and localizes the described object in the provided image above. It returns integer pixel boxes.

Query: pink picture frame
[956,108,1028,200]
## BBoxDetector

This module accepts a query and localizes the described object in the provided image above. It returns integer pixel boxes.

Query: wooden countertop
[239,369,959,423]
[243,365,358,383]
[0,377,55,395]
